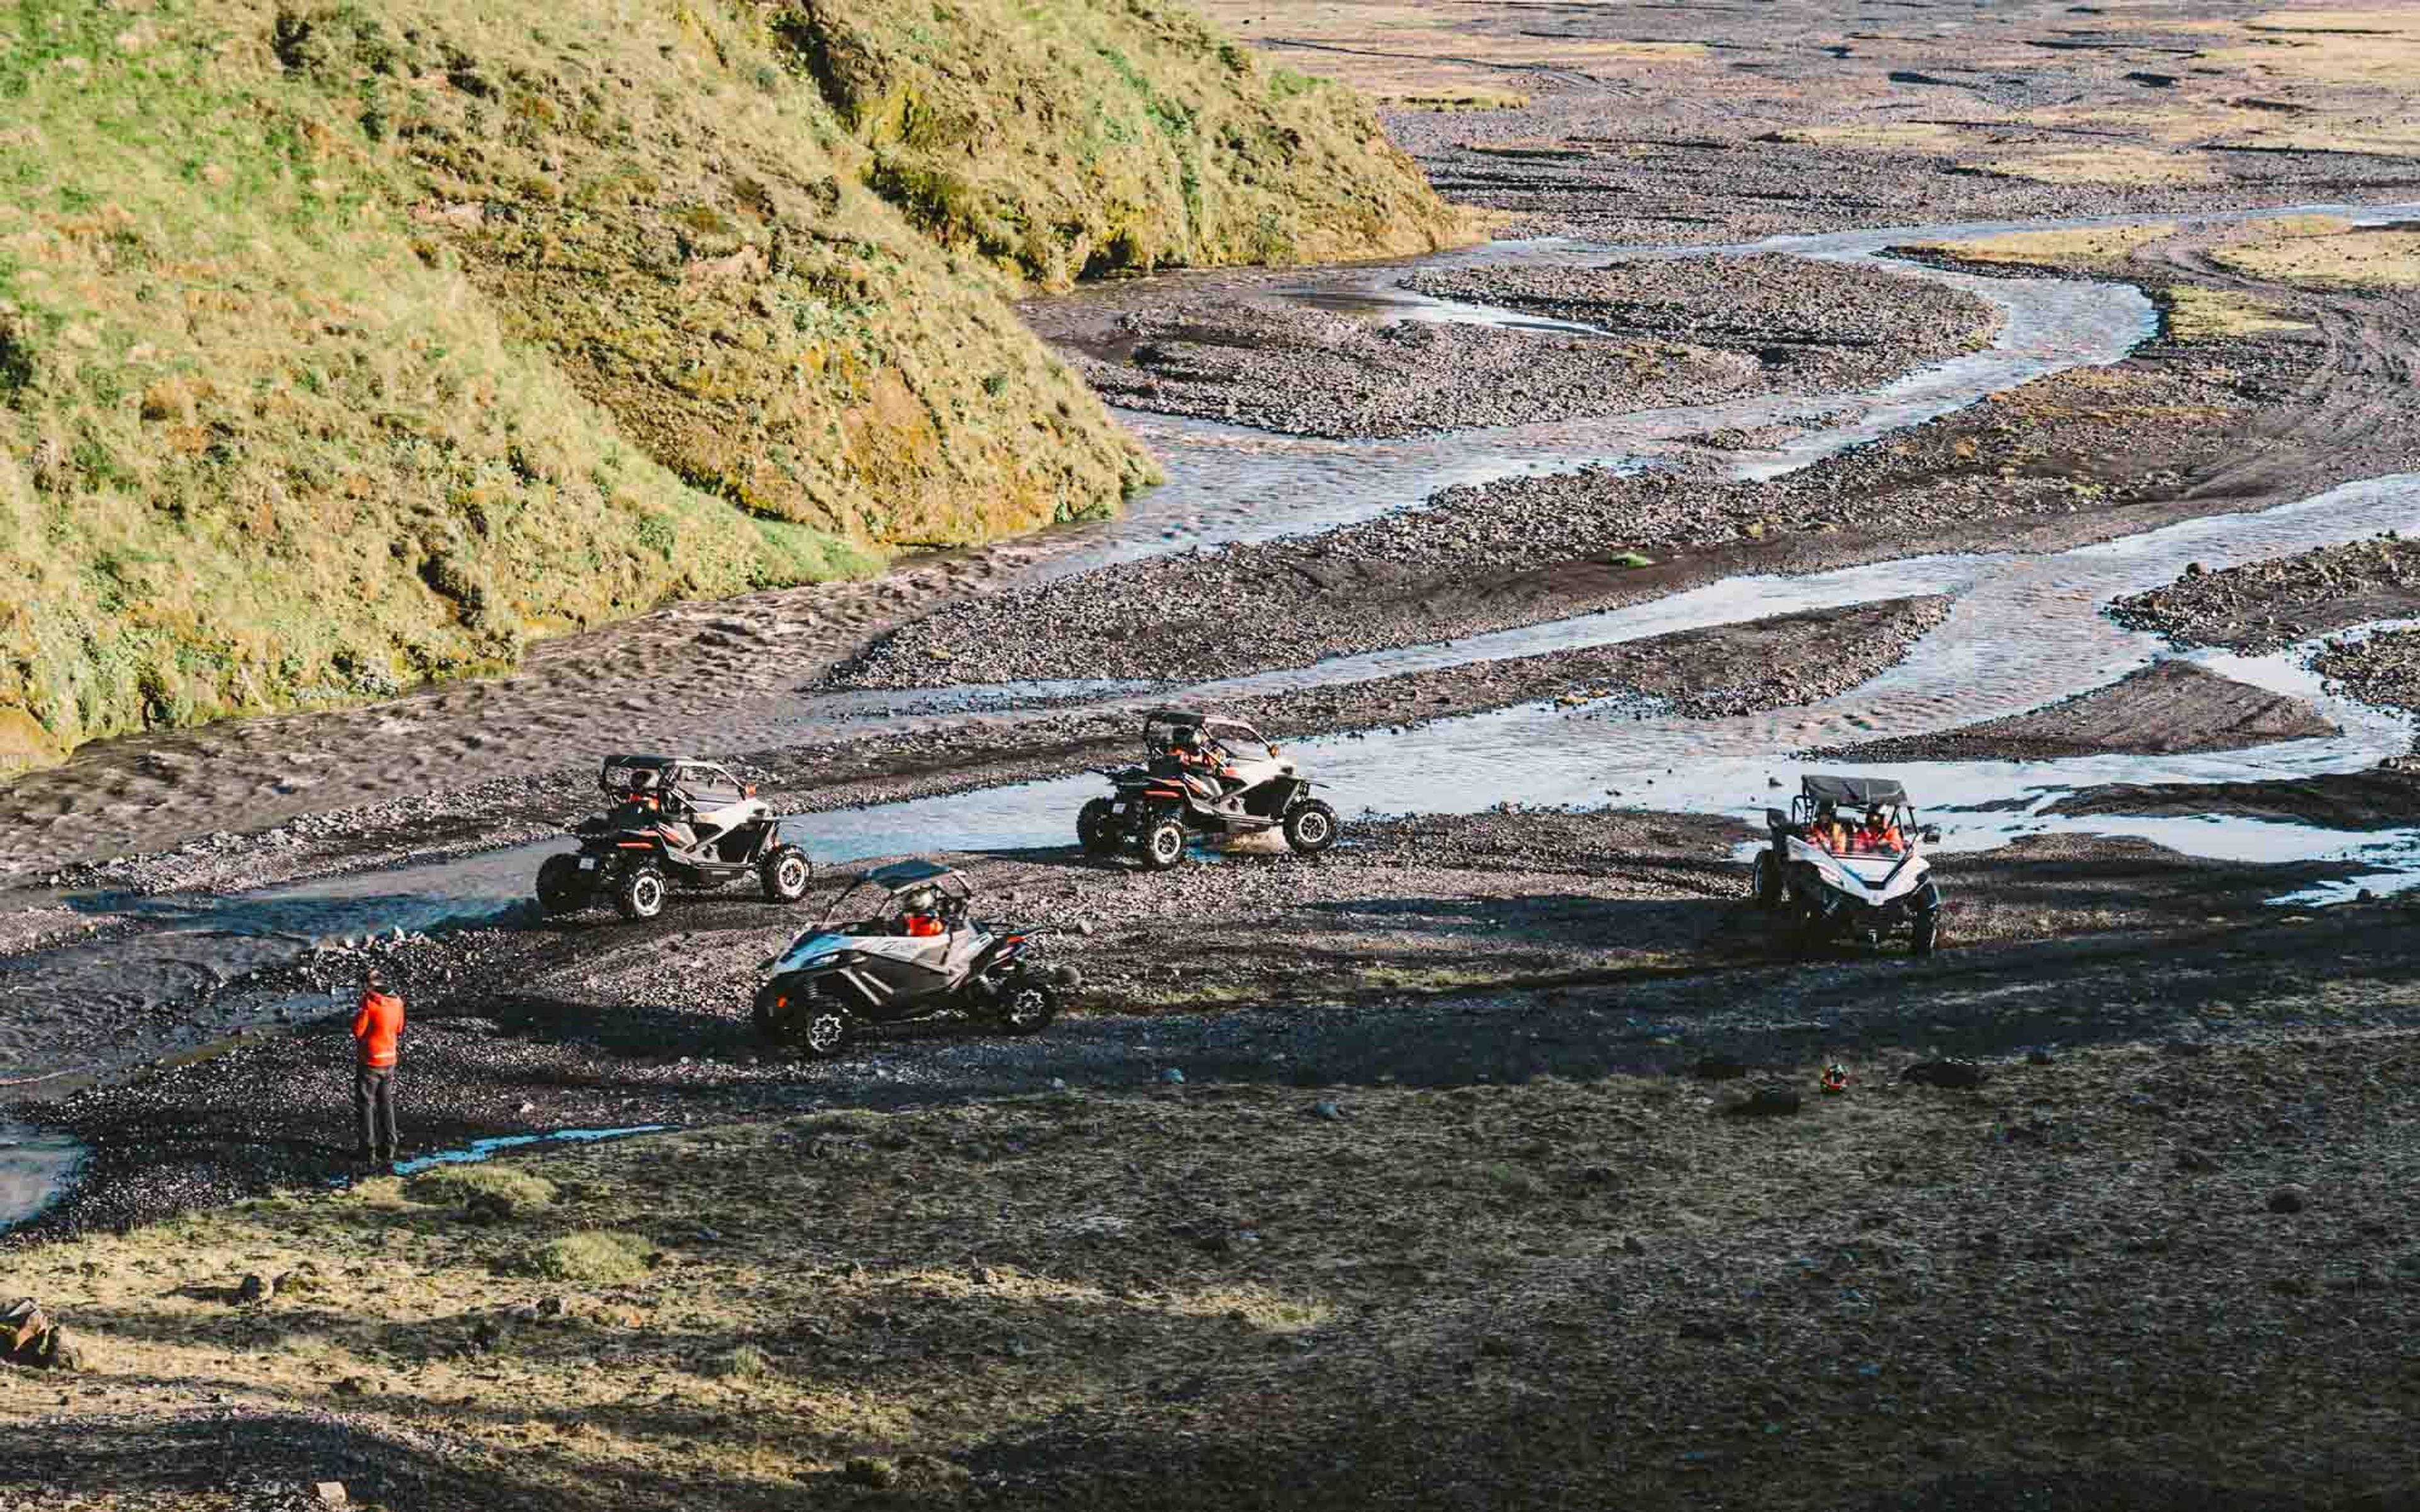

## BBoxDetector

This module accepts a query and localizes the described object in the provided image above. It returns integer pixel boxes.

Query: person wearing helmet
[896,885,945,938]
[1854,805,1903,854]
[1812,801,1849,853]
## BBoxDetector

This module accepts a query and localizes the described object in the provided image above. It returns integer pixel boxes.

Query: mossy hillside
[785,0,1468,288]
[0,0,1264,765]
[314,0,1158,541]
[0,0,859,762]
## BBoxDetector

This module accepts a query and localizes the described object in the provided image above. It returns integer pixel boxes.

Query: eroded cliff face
[0,0,1456,768]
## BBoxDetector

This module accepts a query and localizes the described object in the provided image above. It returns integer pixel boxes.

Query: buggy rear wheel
[1078,798,1118,856]
[536,854,591,916]
[614,865,667,921]
[1282,799,1339,856]
[759,845,812,903]
[997,980,1058,1036]
[1137,813,1189,872]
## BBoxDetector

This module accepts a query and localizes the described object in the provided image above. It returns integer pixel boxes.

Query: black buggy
[536,755,813,921]
[1077,709,1339,871]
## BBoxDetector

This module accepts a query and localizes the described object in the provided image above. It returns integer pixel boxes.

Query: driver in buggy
[1852,805,1904,854]
[1811,801,1850,853]
[894,884,947,938]
[1168,725,1243,797]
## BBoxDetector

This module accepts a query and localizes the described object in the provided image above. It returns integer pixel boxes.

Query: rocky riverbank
[1040,254,1997,438]
[2112,536,2420,653]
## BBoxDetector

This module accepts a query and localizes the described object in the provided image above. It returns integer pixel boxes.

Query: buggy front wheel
[1136,814,1189,872]
[614,864,667,921]
[1749,850,1782,909]
[1282,799,1339,856]
[1910,885,1943,957]
[997,980,1058,1036]
[760,845,812,903]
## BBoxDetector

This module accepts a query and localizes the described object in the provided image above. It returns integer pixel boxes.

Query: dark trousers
[355,1066,399,1159]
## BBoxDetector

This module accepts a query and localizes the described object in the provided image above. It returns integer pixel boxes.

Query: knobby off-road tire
[996,979,1058,1037]
[1750,850,1782,909]
[1911,883,1944,957]
[614,865,668,922]
[760,845,812,903]
[1138,813,1189,872]
[1282,799,1339,856]
[1078,798,1117,856]
[536,854,590,915]
[754,981,855,1058]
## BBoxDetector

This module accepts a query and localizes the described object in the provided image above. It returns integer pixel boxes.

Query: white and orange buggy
[1749,775,1944,956]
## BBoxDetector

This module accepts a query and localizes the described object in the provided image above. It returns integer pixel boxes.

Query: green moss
[0,0,1441,766]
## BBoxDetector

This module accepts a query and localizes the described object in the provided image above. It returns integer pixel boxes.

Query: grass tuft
[521,1229,652,1283]
[408,1163,558,1219]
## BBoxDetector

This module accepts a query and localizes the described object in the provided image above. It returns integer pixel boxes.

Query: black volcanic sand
[1816,660,2337,763]
[1035,253,1997,438]
[15,807,2402,1244]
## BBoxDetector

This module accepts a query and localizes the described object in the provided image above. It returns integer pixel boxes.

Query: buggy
[1750,775,1944,956]
[536,755,812,921]
[1078,709,1339,871]
[754,860,1080,1058]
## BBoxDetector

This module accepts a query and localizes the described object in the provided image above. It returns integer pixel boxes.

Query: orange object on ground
[352,990,405,1068]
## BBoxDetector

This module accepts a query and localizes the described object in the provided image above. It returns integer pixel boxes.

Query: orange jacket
[352,990,404,1068]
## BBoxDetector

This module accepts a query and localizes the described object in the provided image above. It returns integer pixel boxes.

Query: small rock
[1158,1068,1185,1085]
[843,1456,899,1489]
[314,1482,349,1508]
[2267,1184,2310,1215]
[1622,1235,1647,1257]
[332,1377,369,1397]
[2026,1047,2054,1067]
[2175,1147,2221,1173]
[1725,1085,1802,1118]
[236,1274,271,1305]
[1692,1053,1748,1081]
[970,1264,998,1286]
[1902,1058,1989,1090]
[1310,1100,1343,1121]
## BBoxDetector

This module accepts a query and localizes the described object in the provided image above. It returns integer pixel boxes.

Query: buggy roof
[1143,708,1264,735]
[861,859,963,891]
[1802,774,1909,807]
[602,754,683,770]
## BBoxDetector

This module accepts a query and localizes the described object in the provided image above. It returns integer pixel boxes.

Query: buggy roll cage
[1140,708,1276,759]
[812,859,974,929]
[597,755,756,800]
[1768,774,1939,847]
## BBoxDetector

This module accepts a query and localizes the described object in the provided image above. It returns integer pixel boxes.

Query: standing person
[351,967,404,1164]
